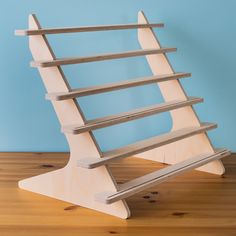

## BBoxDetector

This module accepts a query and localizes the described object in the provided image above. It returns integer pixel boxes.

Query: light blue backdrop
[0,0,235,152]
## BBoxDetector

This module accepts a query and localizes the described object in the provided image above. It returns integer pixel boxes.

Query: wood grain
[0,152,235,236]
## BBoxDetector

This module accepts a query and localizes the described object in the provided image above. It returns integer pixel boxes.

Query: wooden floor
[0,152,236,236]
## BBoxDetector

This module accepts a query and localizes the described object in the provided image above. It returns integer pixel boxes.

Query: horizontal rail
[95,148,230,204]
[15,23,164,36]
[30,48,177,67]
[46,72,191,101]
[62,97,203,134]
[77,122,217,169]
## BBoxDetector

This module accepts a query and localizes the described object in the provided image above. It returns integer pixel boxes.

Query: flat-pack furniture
[15,11,230,219]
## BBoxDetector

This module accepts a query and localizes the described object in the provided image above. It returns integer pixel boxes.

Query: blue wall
[0,0,235,152]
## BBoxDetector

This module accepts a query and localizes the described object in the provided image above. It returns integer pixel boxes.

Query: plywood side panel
[136,11,224,175]
[18,14,130,219]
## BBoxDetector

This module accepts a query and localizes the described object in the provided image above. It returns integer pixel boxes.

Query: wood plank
[0,152,235,236]
[46,72,191,100]
[15,23,164,35]
[30,48,177,67]
[62,97,203,134]
[95,149,230,204]
[77,123,217,169]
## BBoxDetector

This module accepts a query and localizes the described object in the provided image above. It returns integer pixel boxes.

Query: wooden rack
[15,11,230,219]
